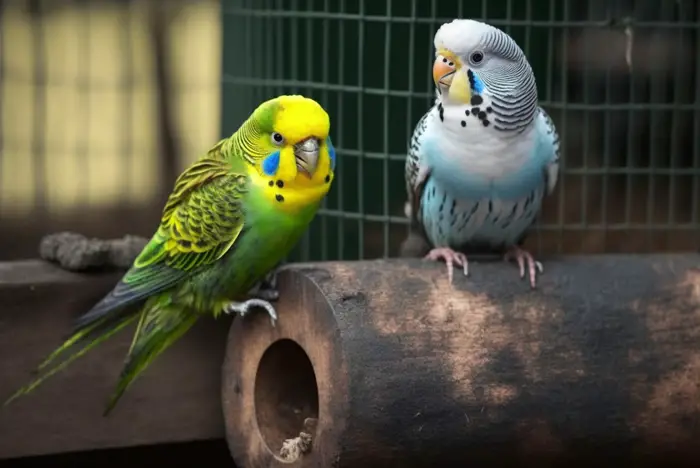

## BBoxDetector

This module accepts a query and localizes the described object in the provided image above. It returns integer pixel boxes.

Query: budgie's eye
[470,51,484,65]
[271,132,285,145]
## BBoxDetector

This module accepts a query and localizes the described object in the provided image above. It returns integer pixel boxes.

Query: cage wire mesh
[223,0,700,262]
[1,0,698,263]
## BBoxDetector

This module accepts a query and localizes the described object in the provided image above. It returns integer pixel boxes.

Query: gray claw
[223,299,278,326]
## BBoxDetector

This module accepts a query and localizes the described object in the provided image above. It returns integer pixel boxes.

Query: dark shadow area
[0,440,233,468]
[254,338,319,455]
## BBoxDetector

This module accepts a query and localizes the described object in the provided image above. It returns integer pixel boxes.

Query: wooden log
[0,260,228,459]
[222,255,700,467]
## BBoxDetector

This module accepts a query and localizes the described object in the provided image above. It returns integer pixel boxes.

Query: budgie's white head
[432,19,538,133]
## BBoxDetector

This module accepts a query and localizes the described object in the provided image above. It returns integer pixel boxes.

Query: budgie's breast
[186,167,325,305]
[416,105,554,252]
[419,176,545,251]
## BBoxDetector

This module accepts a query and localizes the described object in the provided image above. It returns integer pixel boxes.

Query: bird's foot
[223,299,278,327]
[504,246,543,288]
[424,247,469,284]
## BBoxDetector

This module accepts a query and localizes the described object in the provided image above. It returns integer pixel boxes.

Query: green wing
[3,154,250,410]
[74,157,248,330]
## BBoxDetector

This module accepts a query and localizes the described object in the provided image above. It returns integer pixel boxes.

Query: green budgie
[5,94,336,415]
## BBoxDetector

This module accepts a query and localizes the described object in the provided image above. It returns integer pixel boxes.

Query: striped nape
[478,29,538,134]
[483,28,522,61]
[229,118,267,164]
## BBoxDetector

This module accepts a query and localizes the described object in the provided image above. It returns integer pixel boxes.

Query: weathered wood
[222,255,700,467]
[4,255,700,465]
[0,260,229,459]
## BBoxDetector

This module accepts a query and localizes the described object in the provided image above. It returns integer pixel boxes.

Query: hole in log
[254,339,319,457]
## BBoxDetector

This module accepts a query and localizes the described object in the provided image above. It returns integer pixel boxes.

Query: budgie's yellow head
[237,95,336,212]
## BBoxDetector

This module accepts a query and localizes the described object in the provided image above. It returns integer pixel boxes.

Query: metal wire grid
[222,0,700,262]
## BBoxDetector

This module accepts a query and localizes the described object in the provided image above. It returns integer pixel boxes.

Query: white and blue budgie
[403,19,560,288]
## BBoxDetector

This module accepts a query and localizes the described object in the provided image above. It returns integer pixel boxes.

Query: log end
[221,266,349,467]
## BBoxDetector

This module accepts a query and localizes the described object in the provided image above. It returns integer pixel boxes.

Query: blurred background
[1,0,699,263]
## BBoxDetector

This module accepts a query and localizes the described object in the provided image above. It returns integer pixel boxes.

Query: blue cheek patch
[327,137,336,171]
[471,71,485,94]
[262,150,281,176]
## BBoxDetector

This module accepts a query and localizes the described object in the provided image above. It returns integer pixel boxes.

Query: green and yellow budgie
[4,95,336,415]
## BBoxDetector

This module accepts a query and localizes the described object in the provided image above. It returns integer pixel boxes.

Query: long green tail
[3,312,138,408]
[4,296,198,416]
[103,299,198,415]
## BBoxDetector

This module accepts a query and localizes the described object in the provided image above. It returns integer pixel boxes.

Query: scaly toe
[246,298,278,325]
[223,299,278,326]
[455,253,469,276]
[446,261,455,284]
[424,248,470,285]
[223,302,248,318]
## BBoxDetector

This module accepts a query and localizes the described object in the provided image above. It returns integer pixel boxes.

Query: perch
[2,254,700,465]
[222,255,700,467]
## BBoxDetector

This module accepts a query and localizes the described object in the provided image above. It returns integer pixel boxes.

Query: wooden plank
[0,260,228,459]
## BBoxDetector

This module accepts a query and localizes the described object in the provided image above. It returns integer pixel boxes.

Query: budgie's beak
[294,137,320,178]
[433,54,472,104]
[433,58,456,89]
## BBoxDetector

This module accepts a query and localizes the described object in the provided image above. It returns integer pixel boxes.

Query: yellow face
[433,48,472,104]
[249,95,336,213]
